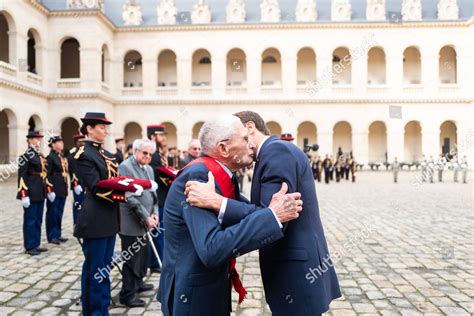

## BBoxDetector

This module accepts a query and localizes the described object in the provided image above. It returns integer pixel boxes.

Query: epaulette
[69,147,77,155]
[74,146,85,160]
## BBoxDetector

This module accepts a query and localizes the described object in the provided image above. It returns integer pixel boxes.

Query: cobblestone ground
[0,170,472,315]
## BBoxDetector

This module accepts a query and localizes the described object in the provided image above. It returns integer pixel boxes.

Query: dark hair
[80,123,98,136]
[233,111,270,135]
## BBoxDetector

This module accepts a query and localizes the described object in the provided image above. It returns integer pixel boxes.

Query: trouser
[438,169,443,182]
[345,169,350,180]
[73,191,85,225]
[462,170,467,183]
[393,171,398,183]
[119,234,149,301]
[421,167,427,182]
[23,201,45,251]
[324,169,330,184]
[148,206,164,268]
[454,169,459,182]
[81,235,116,316]
[46,196,66,241]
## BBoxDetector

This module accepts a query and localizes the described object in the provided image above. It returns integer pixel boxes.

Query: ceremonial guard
[392,157,400,183]
[17,131,51,256]
[166,147,180,169]
[349,156,357,182]
[460,156,468,183]
[45,135,69,244]
[74,112,124,315]
[114,137,125,164]
[311,156,322,182]
[322,154,333,184]
[335,158,343,182]
[147,124,170,272]
[438,154,445,182]
[68,134,85,224]
[344,157,351,180]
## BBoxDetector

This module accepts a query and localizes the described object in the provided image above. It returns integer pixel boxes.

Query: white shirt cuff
[269,207,283,228]
[218,197,228,224]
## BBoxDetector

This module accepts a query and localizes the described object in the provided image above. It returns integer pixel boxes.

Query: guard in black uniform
[147,124,169,272]
[45,135,69,245]
[114,137,125,164]
[17,131,52,255]
[74,112,123,316]
[68,134,85,225]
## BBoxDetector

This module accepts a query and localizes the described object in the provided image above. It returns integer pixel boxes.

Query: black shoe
[49,239,60,245]
[25,249,40,256]
[119,297,145,308]
[149,267,161,274]
[137,283,154,292]
[36,247,48,252]
[58,237,68,243]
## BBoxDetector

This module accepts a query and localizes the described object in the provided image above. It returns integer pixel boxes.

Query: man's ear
[216,142,229,158]
[245,121,256,135]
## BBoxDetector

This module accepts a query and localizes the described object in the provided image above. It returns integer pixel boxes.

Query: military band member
[392,157,400,183]
[322,154,333,184]
[68,134,85,224]
[45,135,69,245]
[147,124,169,272]
[167,147,180,169]
[344,157,351,180]
[74,112,125,315]
[335,157,343,182]
[311,156,322,182]
[460,156,468,183]
[114,137,125,164]
[438,154,445,182]
[349,157,357,182]
[420,155,427,182]
[452,155,460,182]
[17,131,51,256]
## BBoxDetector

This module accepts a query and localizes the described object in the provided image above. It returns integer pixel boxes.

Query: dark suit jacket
[223,136,341,315]
[157,160,284,316]
[16,148,49,202]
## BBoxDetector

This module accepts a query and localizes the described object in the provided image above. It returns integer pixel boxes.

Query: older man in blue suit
[157,115,303,315]
[186,111,341,315]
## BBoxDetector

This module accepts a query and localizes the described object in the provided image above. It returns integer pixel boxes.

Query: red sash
[181,157,247,303]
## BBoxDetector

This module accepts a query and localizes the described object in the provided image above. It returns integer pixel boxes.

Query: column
[14,31,28,81]
[80,46,101,90]
[142,57,157,95]
[421,122,440,159]
[282,55,297,95]
[246,55,261,95]
[177,57,191,95]
[422,52,438,96]
[211,55,226,96]
[315,53,332,96]
[351,49,367,97]
[352,131,369,166]
[386,50,403,95]
[386,121,404,162]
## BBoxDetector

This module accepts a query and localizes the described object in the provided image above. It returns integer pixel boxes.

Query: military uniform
[17,131,52,255]
[74,112,123,316]
[322,156,333,184]
[460,157,468,183]
[147,124,170,270]
[68,134,85,224]
[45,136,69,244]
[392,158,400,183]
[349,158,357,182]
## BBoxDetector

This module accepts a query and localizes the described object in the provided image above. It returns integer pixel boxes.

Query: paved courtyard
[0,170,472,315]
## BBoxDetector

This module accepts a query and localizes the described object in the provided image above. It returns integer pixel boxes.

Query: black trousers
[119,234,149,301]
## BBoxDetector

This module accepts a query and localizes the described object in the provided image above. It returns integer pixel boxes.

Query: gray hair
[132,139,156,152]
[199,115,242,155]
[188,139,200,149]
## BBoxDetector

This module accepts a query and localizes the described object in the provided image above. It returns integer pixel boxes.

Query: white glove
[74,185,83,195]
[149,180,158,192]
[47,192,56,202]
[125,184,144,198]
[21,197,31,208]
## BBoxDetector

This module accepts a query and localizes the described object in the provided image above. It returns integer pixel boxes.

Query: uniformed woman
[74,112,122,316]
[45,135,69,245]
[17,131,52,255]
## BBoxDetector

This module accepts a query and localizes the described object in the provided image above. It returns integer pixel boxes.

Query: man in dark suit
[157,115,303,315]
[186,111,341,315]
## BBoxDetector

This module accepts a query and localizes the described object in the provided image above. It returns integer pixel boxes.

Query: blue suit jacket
[223,136,342,315]
[157,160,284,316]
